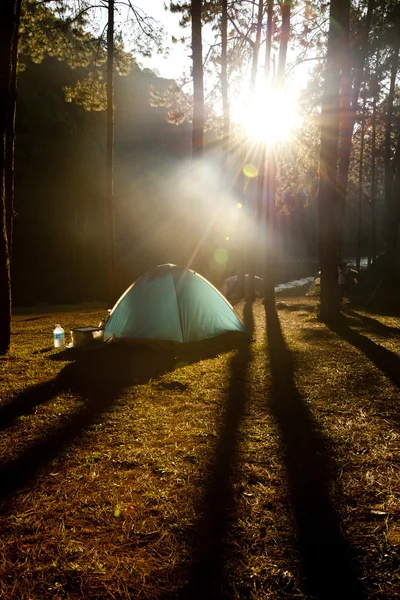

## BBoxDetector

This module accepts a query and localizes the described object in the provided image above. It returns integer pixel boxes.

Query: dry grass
[0,298,399,599]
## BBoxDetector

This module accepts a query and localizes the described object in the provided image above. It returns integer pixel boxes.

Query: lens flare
[214,248,229,264]
[243,163,258,178]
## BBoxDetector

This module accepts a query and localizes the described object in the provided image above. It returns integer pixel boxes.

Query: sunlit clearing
[235,88,302,144]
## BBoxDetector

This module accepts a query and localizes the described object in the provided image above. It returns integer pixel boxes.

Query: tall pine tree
[0,0,22,355]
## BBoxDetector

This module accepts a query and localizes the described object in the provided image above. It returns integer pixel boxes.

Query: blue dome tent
[104,264,246,345]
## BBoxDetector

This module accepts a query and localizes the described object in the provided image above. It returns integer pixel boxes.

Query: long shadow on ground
[170,301,253,599]
[0,345,175,434]
[0,341,237,509]
[327,312,400,396]
[344,308,400,338]
[276,302,316,313]
[265,305,365,600]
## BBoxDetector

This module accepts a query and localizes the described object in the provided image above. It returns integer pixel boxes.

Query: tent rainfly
[221,274,264,299]
[104,264,246,345]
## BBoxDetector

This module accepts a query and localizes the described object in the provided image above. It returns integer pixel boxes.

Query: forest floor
[0,297,399,600]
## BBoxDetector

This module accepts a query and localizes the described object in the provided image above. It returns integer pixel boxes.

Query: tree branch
[227,13,255,49]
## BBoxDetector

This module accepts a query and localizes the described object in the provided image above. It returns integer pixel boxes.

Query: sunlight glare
[236,88,302,144]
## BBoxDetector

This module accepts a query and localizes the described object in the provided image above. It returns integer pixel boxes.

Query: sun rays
[232,85,303,146]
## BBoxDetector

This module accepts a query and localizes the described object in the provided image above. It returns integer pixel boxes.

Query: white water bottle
[53,324,65,348]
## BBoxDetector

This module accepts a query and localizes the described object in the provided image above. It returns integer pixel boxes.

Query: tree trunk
[247,0,264,299]
[221,0,229,153]
[337,0,374,258]
[264,1,290,307]
[264,152,276,307]
[237,145,246,299]
[318,0,350,321]
[384,31,399,279]
[356,95,366,273]
[106,0,116,306]
[264,0,274,85]
[0,0,21,355]
[250,0,264,94]
[261,0,274,305]
[277,0,290,88]
[191,0,204,158]
[5,0,21,254]
[392,134,400,237]
[370,69,378,264]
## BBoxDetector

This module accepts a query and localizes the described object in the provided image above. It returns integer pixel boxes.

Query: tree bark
[246,0,265,299]
[392,134,400,235]
[264,151,276,307]
[221,0,229,153]
[370,69,378,264]
[5,0,21,254]
[337,0,374,258]
[264,0,274,85]
[261,1,274,305]
[264,0,291,307]
[191,0,204,158]
[384,30,399,279]
[0,0,21,355]
[106,0,116,307]
[356,95,366,273]
[318,0,350,321]
[250,0,264,94]
[277,0,290,88]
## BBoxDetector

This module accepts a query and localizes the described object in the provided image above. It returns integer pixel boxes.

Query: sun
[233,86,302,144]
